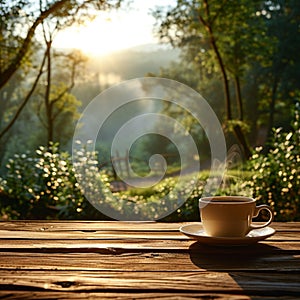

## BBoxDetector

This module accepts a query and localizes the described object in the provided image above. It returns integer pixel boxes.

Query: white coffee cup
[199,196,274,237]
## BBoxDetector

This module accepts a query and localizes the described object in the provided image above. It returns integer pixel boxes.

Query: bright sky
[53,0,175,56]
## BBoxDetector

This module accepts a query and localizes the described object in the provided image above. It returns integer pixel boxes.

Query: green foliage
[0,147,245,221]
[1,133,299,221]
[0,0,122,89]
[33,81,82,145]
[245,108,300,221]
[113,170,253,222]
[0,108,299,222]
[0,143,110,220]
[153,0,300,148]
[112,175,202,221]
[226,119,250,134]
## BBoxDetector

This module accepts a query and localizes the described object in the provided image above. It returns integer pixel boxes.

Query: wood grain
[0,251,299,271]
[0,221,299,299]
[0,270,299,295]
[1,221,299,231]
[0,291,263,300]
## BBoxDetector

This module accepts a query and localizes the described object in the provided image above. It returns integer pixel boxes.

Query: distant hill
[87,43,180,84]
[72,43,181,109]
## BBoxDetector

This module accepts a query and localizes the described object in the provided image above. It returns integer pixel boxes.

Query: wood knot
[54,281,76,288]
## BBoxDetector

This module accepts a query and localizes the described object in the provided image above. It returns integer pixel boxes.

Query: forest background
[0,0,299,221]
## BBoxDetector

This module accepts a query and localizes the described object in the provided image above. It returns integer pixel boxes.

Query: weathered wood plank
[0,221,298,299]
[0,227,298,240]
[0,221,298,232]
[0,222,298,246]
[0,230,297,241]
[0,291,272,300]
[1,239,299,252]
[0,270,299,295]
[0,251,299,272]
[0,238,297,252]
[0,229,185,240]
[0,221,181,232]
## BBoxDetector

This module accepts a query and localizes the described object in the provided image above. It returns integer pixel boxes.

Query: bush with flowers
[0,143,237,221]
[245,107,300,221]
[0,142,111,220]
[0,105,299,221]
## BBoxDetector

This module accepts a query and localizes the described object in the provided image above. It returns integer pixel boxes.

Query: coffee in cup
[199,196,274,237]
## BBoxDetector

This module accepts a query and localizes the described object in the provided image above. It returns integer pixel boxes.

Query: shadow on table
[188,242,297,298]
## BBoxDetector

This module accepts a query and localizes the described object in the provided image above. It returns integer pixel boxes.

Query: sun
[54,10,156,56]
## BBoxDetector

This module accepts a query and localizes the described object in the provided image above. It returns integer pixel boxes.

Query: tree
[0,0,121,143]
[155,0,260,157]
[0,48,47,141]
[153,0,273,158]
[154,0,300,156]
[0,0,121,89]
[34,17,86,145]
[257,0,300,137]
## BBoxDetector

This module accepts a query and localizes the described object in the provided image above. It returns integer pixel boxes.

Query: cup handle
[249,205,274,231]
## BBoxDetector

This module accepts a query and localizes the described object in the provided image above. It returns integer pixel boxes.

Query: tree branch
[0,0,66,89]
[0,49,47,140]
[36,97,48,129]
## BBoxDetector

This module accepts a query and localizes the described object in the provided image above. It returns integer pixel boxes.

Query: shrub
[1,111,298,222]
[0,142,110,220]
[245,108,300,221]
[0,147,252,221]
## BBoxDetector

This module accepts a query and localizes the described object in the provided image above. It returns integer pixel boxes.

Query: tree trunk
[199,0,251,158]
[233,125,251,158]
[267,76,279,141]
[198,12,232,120]
[234,75,243,121]
[45,41,53,144]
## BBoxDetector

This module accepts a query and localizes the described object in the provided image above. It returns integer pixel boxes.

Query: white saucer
[179,224,276,246]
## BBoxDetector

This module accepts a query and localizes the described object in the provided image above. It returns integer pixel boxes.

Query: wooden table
[0,221,299,299]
